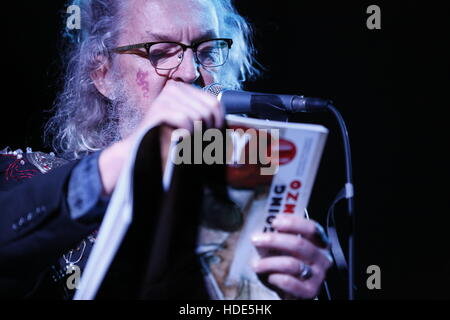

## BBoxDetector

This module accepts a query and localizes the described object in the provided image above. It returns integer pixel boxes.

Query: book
[197,115,328,299]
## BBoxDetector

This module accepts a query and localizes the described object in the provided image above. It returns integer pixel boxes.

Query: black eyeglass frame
[112,38,233,70]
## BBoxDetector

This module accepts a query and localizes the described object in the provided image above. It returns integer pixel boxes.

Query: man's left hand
[251,215,333,299]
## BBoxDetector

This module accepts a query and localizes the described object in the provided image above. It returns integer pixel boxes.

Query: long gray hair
[45,0,260,159]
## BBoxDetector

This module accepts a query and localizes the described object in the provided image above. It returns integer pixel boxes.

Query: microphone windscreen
[203,83,225,97]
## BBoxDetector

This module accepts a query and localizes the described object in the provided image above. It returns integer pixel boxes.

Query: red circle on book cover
[225,126,297,188]
[278,138,297,165]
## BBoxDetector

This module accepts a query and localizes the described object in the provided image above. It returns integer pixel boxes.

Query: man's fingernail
[251,234,267,244]
[251,235,262,244]
[314,222,330,248]
[251,259,260,270]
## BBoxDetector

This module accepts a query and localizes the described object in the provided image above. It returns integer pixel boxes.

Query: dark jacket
[0,149,98,298]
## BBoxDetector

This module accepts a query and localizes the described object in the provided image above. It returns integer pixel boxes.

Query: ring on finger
[299,262,313,280]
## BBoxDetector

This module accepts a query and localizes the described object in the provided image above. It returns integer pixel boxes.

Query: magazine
[197,115,328,299]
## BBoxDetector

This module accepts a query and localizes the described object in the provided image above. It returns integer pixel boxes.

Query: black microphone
[203,83,331,115]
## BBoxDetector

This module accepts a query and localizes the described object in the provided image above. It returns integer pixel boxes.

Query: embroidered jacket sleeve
[0,148,106,297]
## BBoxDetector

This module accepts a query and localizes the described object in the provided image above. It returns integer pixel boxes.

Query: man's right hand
[98,82,223,195]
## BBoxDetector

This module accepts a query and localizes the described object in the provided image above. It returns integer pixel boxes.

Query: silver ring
[299,263,313,280]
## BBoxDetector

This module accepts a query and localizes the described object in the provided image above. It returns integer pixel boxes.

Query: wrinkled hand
[99,82,223,195]
[138,81,223,134]
[251,215,333,299]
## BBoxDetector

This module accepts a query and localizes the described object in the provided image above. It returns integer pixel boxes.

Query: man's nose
[172,49,200,84]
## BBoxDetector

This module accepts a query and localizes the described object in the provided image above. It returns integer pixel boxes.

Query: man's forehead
[123,0,219,40]
[144,30,217,42]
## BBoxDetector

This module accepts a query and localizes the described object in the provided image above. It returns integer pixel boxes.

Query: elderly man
[0,0,331,299]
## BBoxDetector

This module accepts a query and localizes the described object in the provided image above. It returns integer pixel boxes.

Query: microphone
[203,83,332,115]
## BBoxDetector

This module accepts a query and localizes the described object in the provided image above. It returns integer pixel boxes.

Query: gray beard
[116,98,144,140]
[104,80,145,145]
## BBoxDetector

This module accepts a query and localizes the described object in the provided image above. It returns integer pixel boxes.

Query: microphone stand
[325,104,355,300]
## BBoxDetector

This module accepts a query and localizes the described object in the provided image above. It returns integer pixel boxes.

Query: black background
[1,1,449,299]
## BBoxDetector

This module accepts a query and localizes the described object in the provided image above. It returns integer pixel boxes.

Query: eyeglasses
[112,38,233,70]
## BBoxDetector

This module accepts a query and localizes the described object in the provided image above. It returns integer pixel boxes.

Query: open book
[74,115,327,300]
